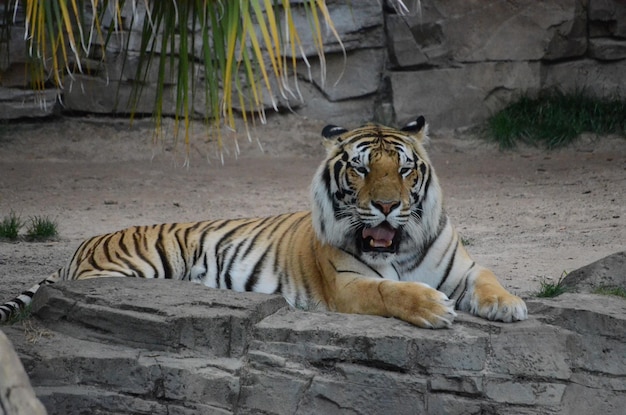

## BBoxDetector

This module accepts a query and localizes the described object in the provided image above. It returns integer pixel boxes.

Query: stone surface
[30,278,287,357]
[304,48,386,101]
[561,251,625,293]
[391,61,540,128]
[589,0,626,38]
[62,75,176,116]
[394,0,586,63]
[294,80,375,126]
[2,258,625,415]
[542,58,626,98]
[385,14,429,69]
[588,38,626,60]
[0,88,59,119]
[0,25,27,71]
[0,330,47,415]
[2,0,626,126]
[285,0,385,57]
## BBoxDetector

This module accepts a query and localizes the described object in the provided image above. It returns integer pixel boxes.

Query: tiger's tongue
[362,223,396,248]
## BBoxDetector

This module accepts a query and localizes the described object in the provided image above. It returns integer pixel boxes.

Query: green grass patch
[26,216,58,240]
[460,236,474,246]
[0,210,24,240]
[26,215,58,241]
[486,90,626,149]
[536,272,568,298]
[4,304,33,325]
[1,211,59,241]
[593,286,626,298]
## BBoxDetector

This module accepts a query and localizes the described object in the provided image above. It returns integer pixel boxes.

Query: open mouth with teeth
[358,222,400,253]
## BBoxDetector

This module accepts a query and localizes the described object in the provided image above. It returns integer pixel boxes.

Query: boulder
[561,251,625,293]
[0,330,47,415]
[2,273,625,415]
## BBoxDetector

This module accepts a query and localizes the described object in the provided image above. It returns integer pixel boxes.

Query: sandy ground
[0,115,624,301]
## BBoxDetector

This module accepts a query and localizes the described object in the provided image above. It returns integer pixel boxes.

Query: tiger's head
[311,116,443,265]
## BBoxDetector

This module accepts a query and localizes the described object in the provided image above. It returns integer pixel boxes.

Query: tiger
[0,116,527,328]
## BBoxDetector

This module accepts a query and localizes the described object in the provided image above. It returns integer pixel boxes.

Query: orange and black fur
[1,117,527,327]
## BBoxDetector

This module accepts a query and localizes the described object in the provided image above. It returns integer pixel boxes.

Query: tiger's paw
[413,287,457,329]
[469,291,528,323]
[381,281,457,329]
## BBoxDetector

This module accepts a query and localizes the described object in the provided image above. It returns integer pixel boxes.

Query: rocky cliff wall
[1,0,625,127]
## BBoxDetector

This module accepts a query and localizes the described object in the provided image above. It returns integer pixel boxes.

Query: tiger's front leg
[460,267,528,322]
[314,244,456,328]
[330,273,457,329]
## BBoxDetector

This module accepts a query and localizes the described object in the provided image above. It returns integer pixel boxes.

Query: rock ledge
[2,274,625,415]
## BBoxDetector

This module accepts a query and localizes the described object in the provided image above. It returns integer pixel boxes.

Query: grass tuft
[460,236,475,246]
[536,272,568,298]
[486,90,626,149]
[592,286,626,299]
[26,216,58,241]
[0,211,24,240]
[4,304,33,325]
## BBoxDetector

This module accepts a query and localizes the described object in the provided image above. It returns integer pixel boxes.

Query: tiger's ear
[321,125,349,152]
[321,124,348,139]
[401,116,429,143]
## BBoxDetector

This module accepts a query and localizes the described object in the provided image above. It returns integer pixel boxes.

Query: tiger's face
[311,117,442,265]
[347,135,418,254]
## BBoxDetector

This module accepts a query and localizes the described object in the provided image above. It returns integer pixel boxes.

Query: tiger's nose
[372,200,400,215]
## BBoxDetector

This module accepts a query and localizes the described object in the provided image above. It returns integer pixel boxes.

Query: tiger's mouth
[358,222,400,253]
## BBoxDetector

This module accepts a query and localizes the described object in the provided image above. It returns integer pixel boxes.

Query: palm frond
[13,0,342,151]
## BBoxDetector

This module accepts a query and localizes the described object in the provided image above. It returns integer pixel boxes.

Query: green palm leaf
[16,0,342,151]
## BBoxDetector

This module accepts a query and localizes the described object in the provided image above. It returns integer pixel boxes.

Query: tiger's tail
[0,271,61,323]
